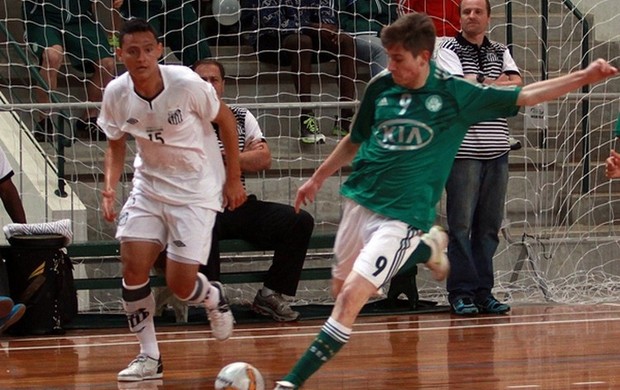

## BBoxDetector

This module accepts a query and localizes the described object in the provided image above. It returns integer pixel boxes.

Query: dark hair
[459,0,492,16]
[381,13,436,57]
[193,59,226,78]
[119,18,160,48]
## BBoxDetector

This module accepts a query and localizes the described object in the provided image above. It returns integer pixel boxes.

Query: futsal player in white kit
[98,18,246,382]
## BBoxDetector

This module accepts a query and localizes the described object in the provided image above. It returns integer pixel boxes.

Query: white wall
[573,0,620,42]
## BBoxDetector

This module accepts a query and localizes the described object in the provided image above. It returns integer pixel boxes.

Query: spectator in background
[435,0,522,316]
[249,0,357,144]
[194,59,314,322]
[0,146,27,333]
[338,0,398,78]
[118,0,212,67]
[22,0,117,141]
[401,0,521,151]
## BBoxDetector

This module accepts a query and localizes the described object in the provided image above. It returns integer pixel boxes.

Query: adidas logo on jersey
[378,97,389,106]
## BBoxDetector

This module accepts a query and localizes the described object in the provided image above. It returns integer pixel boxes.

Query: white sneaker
[117,354,163,382]
[274,380,297,389]
[421,226,450,281]
[207,281,234,341]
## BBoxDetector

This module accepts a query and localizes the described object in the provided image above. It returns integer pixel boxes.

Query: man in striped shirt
[194,60,315,323]
[435,0,522,315]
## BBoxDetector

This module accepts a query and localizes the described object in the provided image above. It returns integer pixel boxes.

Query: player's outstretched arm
[102,136,127,222]
[605,150,620,179]
[517,59,618,107]
[294,134,360,212]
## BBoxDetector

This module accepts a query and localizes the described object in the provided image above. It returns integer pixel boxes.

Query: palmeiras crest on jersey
[168,108,183,125]
[375,118,434,151]
[425,95,443,112]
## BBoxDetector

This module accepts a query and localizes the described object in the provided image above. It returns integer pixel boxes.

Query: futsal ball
[212,0,241,26]
[214,362,265,390]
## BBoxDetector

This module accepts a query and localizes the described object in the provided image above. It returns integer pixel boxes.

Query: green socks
[283,317,351,387]
[396,240,432,277]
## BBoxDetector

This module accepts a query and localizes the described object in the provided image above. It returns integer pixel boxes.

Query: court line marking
[6,305,620,343]
[4,311,620,352]
[4,305,620,343]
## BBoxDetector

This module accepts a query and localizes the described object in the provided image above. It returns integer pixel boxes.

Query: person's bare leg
[84,57,116,119]
[283,34,314,107]
[37,45,64,122]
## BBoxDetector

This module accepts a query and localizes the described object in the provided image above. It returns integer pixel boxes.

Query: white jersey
[98,65,224,209]
[0,147,14,183]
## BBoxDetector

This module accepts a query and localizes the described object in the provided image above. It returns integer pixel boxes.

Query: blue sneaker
[0,296,13,318]
[476,296,510,314]
[0,303,26,333]
[451,297,479,315]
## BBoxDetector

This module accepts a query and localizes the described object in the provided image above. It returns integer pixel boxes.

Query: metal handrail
[0,21,71,197]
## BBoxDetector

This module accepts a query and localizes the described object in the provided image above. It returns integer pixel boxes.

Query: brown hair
[459,0,492,16]
[381,13,436,57]
[193,59,226,77]
[119,18,160,48]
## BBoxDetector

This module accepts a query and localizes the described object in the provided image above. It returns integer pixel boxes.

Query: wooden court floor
[2,303,620,389]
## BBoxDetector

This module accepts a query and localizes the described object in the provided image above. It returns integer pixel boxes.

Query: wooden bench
[65,233,336,291]
[57,233,335,322]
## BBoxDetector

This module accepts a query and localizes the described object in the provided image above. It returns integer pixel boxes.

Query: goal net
[0,0,619,314]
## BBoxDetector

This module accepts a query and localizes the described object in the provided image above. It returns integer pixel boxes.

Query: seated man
[194,59,315,322]
[22,0,117,140]
[248,0,357,144]
[338,0,398,78]
[118,0,212,67]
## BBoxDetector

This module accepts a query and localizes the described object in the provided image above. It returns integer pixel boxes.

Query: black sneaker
[252,289,300,322]
[76,117,106,140]
[332,115,352,137]
[509,136,522,151]
[299,114,325,144]
[451,297,479,315]
[475,296,510,314]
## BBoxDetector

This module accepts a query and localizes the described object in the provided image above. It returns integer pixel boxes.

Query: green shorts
[23,12,113,73]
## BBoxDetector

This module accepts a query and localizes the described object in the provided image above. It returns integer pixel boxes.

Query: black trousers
[200,195,314,297]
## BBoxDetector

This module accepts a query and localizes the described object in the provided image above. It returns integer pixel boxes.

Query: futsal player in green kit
[274,12,618,390]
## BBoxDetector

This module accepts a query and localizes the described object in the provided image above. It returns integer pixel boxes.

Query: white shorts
[116,192,216,265]
[333,199,423,288]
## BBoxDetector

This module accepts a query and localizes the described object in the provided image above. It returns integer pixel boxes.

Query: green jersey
[342,62,521,231]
